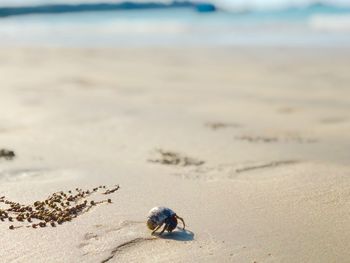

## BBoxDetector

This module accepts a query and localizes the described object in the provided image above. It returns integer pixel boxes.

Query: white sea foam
[0,15,192,47]
[309,14,350,32]
[0,19,188,39]
[1,3,350,47]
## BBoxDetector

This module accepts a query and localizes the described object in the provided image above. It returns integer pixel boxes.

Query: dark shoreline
[0,1,216,18]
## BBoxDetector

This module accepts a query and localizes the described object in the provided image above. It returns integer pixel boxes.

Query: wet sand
[0,47,350,262]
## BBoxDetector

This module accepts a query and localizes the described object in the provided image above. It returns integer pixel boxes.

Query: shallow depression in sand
[0,168,81,182]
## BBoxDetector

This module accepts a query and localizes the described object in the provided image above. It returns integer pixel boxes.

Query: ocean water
[0,1,350,47]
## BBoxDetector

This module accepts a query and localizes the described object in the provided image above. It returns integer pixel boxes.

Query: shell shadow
[158,228,194,241]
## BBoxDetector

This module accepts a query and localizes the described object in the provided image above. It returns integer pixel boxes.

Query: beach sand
[0,47,350,262]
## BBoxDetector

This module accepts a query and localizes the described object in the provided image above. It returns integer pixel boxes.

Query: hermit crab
[147,206,185,235]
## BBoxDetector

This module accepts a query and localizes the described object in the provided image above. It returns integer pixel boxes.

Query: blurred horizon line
[0,1,216,18]
[1,1,350,18]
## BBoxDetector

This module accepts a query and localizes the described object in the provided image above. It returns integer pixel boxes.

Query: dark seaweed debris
[149,149,204,166]
[0,185,119,230]
[0,149,15,160]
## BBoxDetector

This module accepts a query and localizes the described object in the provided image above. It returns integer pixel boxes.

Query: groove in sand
[235,160,300,173]
[101,237,156,263]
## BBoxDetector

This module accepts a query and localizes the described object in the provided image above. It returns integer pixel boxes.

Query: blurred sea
[1,0,350,47]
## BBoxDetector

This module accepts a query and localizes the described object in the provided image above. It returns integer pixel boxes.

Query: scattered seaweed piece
[235,135,278,143]
[205,122,241,130]
[0,149,15,160]
[102,185,120,195]
[235,135,317,144]
[148,149,204,166]
[0,185,119,230]
[319,117,347,124]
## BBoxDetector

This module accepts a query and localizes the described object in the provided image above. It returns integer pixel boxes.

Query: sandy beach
[0,47,350,262]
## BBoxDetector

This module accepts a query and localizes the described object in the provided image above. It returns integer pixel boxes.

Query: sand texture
[0,47,350,262]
